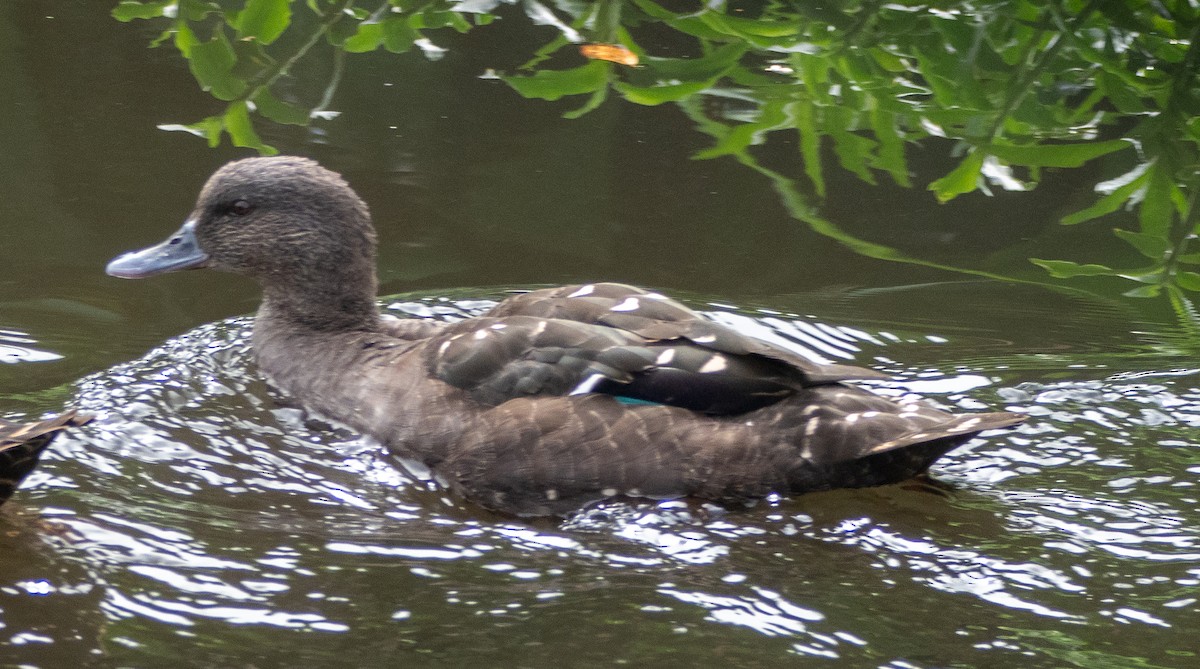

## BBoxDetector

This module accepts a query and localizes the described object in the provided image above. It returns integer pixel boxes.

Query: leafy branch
[113,0,474,153]
[113,0,1200,315]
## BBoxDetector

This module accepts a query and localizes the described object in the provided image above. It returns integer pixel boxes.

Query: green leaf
[174,22,200,57]
[929,151,984,203]
[224,101,277,155]
[517,34,570,70]
[1118,267,1166,284]
[616,43,742,105]
[343,22,384,53]
[795,53,830,104]
[914,45,988,110]
[871,48,908,73]
[149,28,174,48]
[694,99,789,159]
[1060,166,1148,225]
[985,140,1131,168]
[180,0,220,22]
[410,10,472,32]
[252,88,310,125]
[795,100,825,198]
[630,0,728,40]
[696,12,803,49]
[188,33,247,100]
[1099,69,1147,114]
[828,107,878,184]
[1113,228,1170,259]
[614,79,710,106]
[1175,271,1200,291]
[640,43,747,81]
[230,38,274,79]
[871,109,910,188]
[1140,160,1178,237]
[702,13,803,38]
[158,115,224,148]
[1030,259,1117,278]
[563,86,609,120]
[836,51,878,83]
[382,18,417,53]
[112,1,174,21]
[235,0,291,45]
[1097,1,1157,33]
[1123,285,1162,298]
[835,135,879,184]
[503,62,609,101]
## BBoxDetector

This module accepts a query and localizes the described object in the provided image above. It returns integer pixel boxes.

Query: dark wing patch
[588,346,793,414]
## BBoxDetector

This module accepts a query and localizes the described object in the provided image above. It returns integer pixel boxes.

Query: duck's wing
[0,409,91,505]
[427,304,853,415]
[487,283,888,385]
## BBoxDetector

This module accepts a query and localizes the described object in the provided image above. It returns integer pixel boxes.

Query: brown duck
[0,410,91,505]
[107,157,1024,516]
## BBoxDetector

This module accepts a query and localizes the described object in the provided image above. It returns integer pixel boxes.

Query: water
[2,2,1199,667]
[0,295,1195,666]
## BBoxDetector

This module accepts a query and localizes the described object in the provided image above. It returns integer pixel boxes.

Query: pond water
[2,2,1198,667]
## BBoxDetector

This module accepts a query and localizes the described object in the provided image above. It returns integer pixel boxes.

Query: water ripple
[4,292,1199,665]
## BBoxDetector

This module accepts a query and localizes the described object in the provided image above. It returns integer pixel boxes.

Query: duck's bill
[106,220,209,279]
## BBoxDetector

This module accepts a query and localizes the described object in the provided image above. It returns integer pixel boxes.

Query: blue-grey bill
[106,220,209,279]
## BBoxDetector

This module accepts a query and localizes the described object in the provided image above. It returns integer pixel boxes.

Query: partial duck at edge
[0,410,91,505]
[107,157,1025,516]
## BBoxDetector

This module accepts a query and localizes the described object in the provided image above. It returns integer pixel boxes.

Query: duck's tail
[798,411,1025,491]
[868,411,1026,456]
[0,409,92,505]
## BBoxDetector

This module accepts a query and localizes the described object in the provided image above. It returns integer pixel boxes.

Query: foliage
[113,0,1200,316]
[112,0,477,153]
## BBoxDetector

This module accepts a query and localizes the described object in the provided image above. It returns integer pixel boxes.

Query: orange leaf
[580,43,639,66]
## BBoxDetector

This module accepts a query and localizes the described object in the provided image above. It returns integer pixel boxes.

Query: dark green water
[2,2,1198,667]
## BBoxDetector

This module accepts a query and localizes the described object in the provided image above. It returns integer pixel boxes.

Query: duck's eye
[229,200,254,216]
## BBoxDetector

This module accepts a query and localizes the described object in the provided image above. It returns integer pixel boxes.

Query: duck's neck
[251,274,385,403]
[257,272,382,334]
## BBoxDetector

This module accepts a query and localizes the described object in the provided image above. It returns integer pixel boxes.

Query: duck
[106,156,1025,516]
[0,410,91,505]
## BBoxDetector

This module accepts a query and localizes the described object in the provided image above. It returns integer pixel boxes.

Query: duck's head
[107,156,375,281]
[107,157,380,327]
